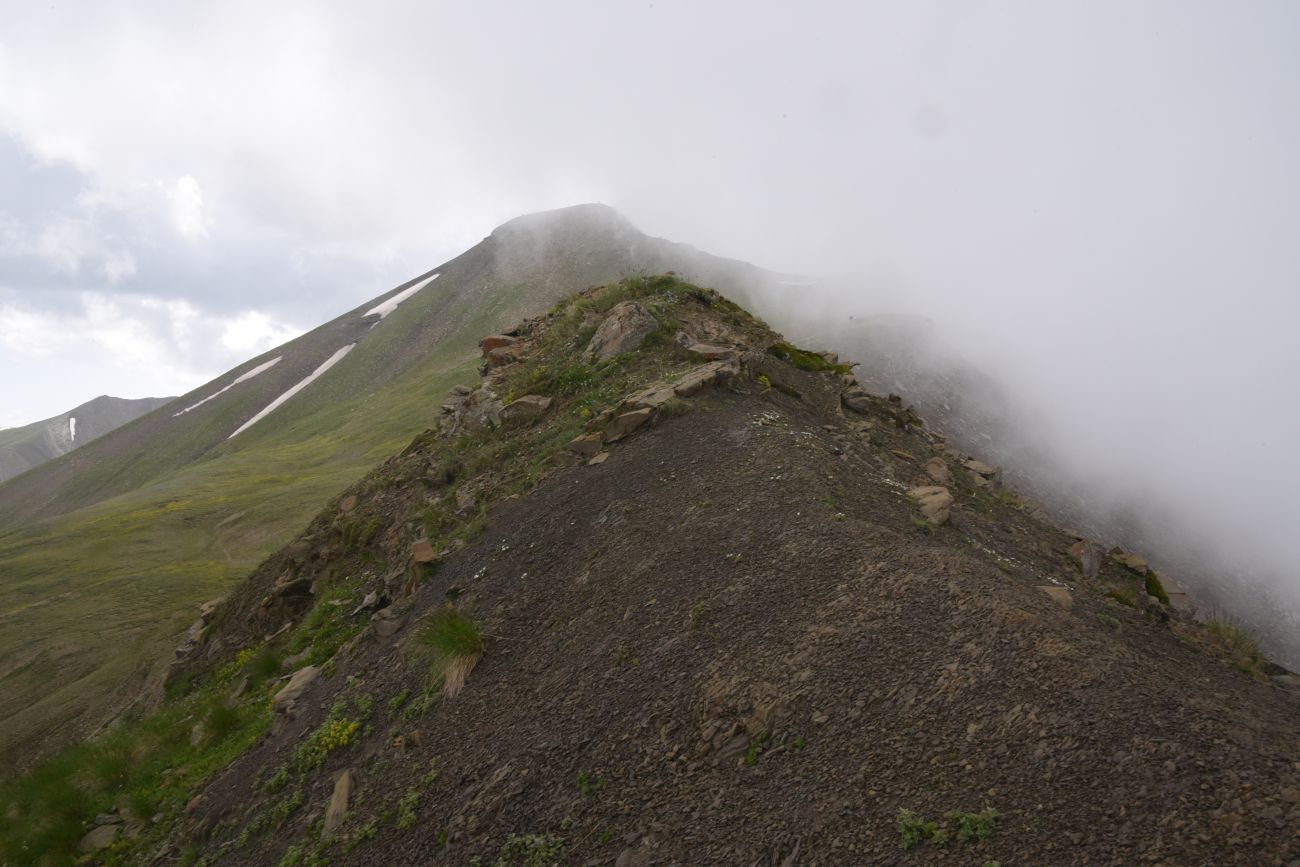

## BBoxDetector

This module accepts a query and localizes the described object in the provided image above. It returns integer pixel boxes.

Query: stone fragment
[322,769,354,838]
[340,495,358,513]
[908,485,954,525]
[501,394,552,420]
[568,433,604,457]
[412,539,437,563]
[588,452,610,465]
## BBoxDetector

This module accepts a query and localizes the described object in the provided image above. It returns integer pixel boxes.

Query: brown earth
[162,281,1300,866]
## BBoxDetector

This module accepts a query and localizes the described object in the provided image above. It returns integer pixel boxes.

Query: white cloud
[161,175,208,239]
[220,310,302,353]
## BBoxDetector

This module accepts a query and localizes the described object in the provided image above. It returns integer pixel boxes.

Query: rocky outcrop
[586,301,659,359]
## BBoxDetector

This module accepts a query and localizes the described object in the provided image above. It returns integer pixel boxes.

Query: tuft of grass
[910,515,935,535]
[1204,616,1265,676]
[414,605,484,698]
[203,700,242,743]
[1097,613,1121,631]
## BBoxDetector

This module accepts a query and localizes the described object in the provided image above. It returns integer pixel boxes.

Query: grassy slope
[0,279,523,772]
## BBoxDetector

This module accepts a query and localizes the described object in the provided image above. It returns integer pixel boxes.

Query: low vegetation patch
[766,341,852,374]
[897,806,999,851]
[1144,570,1170,604]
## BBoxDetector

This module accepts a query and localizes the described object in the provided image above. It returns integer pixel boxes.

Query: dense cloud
[2,2,1298,638]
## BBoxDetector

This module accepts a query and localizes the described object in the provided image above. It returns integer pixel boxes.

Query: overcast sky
[1,0,1297,468]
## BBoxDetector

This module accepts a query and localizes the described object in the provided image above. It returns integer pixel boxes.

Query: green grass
[0,275,533,773]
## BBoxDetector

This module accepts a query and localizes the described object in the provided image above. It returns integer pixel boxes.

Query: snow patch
[228,344,355,439]
[69,417,76,442]
[174,356,282,417]
[364,273,439,321]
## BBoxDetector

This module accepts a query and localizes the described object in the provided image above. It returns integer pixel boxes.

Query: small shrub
[951,807,999,841]
[897,808,943,850]
[1097,613,1121,631]
[414,606,484,698]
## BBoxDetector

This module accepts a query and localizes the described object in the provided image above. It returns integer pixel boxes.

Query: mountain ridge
[5,274,1294,865]
[0,394,174,485]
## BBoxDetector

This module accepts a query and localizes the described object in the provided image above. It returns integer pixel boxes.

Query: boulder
[624,383,676,411]
[479,334,519,354]
[604,408,654,443]
[79,824,119,853]
[411,539,437,564]
[586,301,659,359]
[501,395,552,420]
[322,769,354,838]
[1039,586,1073,608]
[339,495,358,513]
[567,433,604,458]
[273,665,321,715]
[908,486,954,525]
[924,457,950,485]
